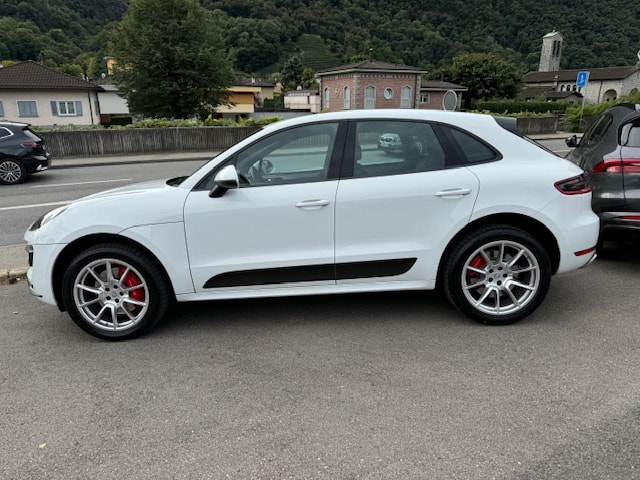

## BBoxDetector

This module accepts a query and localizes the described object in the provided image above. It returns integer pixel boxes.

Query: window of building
[364,86,375,109]
[52,101,83,116]
[0,101,4,117]
[17,100,38,117]
[324,87,330,110]
[401,86,412,108]
[343,86,350,109]
[420,93,430,104]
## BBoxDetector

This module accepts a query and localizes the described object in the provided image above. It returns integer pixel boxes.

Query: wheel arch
[436,213,560,287]
[51,233,176,311]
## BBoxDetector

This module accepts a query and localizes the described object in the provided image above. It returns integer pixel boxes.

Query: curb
[0,268,28,286]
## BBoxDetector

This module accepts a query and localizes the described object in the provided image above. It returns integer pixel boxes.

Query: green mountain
[1,0,639,76]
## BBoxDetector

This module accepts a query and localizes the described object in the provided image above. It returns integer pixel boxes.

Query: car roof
[0,120,30,129]
[260,109,501,132]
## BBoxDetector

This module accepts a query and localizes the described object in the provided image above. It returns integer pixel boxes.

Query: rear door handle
[434,188,472,198]
[295,199,330,209]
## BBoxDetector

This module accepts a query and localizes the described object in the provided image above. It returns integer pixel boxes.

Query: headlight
[28,205,69,231]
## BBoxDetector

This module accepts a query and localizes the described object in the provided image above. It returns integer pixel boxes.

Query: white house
[0,60,103,126]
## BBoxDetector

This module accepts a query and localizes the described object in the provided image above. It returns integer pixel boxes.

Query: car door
[334,119,480,288]
[183,122,343,294]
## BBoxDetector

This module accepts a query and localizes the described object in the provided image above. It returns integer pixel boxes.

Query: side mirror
[209,165,239,198]
[565,135,579,148]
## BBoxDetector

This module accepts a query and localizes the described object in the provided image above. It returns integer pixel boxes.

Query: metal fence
[41,126,261,158]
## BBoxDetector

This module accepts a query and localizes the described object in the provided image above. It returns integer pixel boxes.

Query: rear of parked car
[566,103,640,245]
[0,121,51,185]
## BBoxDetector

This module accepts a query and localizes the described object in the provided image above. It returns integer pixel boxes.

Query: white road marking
[30,178,131,188]
[0,201,72,211]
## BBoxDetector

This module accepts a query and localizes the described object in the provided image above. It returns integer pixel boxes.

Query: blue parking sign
[576,71,589,88]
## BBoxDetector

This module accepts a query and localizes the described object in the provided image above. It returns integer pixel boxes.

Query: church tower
[538,31,563,72]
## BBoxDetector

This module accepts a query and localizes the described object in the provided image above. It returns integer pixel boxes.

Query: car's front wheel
[444,226,551,325]
[62,243,170,340]
[0,158,27,185]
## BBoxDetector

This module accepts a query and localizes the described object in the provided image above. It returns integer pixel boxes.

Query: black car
[0,121,51,185]
[566,103,640,248]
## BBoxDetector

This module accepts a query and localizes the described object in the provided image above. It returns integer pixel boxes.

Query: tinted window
[442,126,499,164]
[625,123,640,147]
[351,120,446,178]
[0,127,12,140]
[581,113,613,148]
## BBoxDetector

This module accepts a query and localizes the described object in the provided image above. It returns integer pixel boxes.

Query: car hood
[28,178,189,244]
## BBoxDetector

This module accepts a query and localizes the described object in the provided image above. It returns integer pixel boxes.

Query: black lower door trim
[203,258,417,289]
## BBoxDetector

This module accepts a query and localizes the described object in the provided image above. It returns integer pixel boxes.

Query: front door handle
[434,188,472,198]
[295,199,330,210]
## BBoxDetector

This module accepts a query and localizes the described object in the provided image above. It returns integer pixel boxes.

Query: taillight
[20,141,40,149]
[554,174,591,195]
[592,158,640,173]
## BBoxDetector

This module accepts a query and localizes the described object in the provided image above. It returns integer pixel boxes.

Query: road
[2,243,640,479]
[0,159,207,246]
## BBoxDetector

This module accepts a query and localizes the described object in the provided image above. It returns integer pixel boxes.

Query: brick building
[315,61,425,112]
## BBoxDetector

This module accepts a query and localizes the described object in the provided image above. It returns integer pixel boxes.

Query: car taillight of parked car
[592,158,640,174]
[20,141,40,149]
[554,174,591,195]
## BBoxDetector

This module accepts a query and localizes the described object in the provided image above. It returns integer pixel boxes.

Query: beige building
[523,31,640,104]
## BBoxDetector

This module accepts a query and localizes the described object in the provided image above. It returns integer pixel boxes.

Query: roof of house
[519,86,582,100]
[0,60,102,91]
[420,81,468,92]
[316,61,424,76]
[524,65,640,83]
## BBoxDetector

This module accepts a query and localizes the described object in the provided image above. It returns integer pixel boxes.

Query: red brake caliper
[118,267,145,301]
[468,255,486,279]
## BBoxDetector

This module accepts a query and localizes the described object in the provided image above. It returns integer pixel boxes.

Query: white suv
[25,110,599,340]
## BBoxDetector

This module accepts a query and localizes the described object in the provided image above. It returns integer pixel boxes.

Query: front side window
[17,100,38,117]
[351,120,447,178]
[233,122,339,187]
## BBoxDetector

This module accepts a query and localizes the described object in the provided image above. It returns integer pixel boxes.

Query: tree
[444,53,522,108]
[281,56,303,90]
[110,0,233,119]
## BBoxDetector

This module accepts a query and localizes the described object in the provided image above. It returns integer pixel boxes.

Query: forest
[1,0,639,79]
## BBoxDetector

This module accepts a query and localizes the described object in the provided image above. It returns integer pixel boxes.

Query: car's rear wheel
[444,226,551,325]
[62,243,170,340]
[0,158,27,185]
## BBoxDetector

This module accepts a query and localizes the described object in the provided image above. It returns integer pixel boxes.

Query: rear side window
[0,127,13,140]
[440,125,499,165]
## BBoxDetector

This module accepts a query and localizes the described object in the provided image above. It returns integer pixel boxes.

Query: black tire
[0,158,27,185]
[444,225,551,325]
[62,243,170,340]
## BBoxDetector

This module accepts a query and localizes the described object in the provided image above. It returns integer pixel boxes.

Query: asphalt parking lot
[2,241,640,479]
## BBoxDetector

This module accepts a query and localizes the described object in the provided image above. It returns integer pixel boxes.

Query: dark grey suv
[566,103,640,247]
[0,121,51,185]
